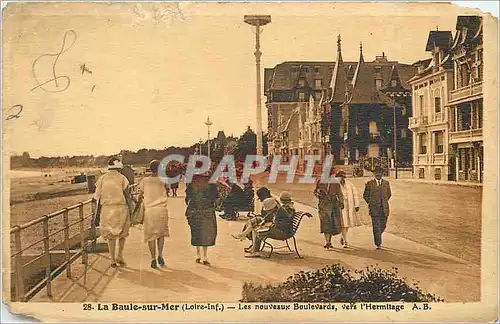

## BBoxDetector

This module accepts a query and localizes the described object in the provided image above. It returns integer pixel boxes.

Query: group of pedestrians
[315,166,392,250]
[93,156,392,269]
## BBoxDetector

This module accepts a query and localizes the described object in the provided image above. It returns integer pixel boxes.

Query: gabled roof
[450,16,483,51]
[350,54,380,104]
[329,35,349,104]
[425,31,453,52]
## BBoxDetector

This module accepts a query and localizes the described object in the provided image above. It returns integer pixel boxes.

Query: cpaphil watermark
[157,154,343,185]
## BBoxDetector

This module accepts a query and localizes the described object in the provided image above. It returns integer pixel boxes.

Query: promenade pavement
[31,184,480,303]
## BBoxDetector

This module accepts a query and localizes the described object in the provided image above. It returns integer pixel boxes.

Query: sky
[2,2,487,157]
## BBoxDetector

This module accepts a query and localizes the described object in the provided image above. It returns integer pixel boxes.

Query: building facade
[447,16,483,182]
[408,30,454,180]
[264,61,333,169]
[322,37,416,166]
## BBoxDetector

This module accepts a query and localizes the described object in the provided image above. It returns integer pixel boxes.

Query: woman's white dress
[340,180,363,228]
[139,176,170,243]
[93,170,130,239]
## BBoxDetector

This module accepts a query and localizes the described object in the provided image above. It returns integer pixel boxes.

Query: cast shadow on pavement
[259,251,353,270]
[331,246,478,277]
[115,266,231,294]
[207,266,269,284]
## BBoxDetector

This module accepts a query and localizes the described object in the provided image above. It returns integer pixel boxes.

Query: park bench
[260,211,313,259]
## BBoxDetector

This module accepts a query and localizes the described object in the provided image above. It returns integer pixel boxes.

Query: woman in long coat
[138,160,170,269]
[314,178,344,249]
[185,171,219,265]
[93,157,131,267]
[337,171,363,248]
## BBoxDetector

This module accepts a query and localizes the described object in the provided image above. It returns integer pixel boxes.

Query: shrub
[241,264,444,303]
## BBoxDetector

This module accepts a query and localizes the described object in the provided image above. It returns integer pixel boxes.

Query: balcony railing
[409,116,429,128]
[450,128,483,143]
[432,112,446,123]
[432,153,446,164]
[449,81,483,103]
[417,154,428,164]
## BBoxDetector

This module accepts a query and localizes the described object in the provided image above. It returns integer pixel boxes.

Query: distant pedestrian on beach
[185,169,219,265]
[138,160,170,269]
[93,157,132,268]
[336,171,362,248]
[363,165,391,249]
[314,174,344,249]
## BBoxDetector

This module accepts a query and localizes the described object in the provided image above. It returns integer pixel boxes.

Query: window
[315,91,322,101]
[391,80,397,87]
[314,79,322,88]
[435,131,444,153]
[419,95,425,116]
[369,121,378,135]
[419,133,427,154]
[298,79,306,87]
[298,92,305,101]
[401,104,407,116]
[314,66,320,73]
[401,129,407,138]
[375,66,382,74]
[376,79,383,90]
[434,97,441,113]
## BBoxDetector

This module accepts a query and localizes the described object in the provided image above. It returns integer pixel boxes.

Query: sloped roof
[264,61,335,91]
[425,31,453,52]
[350,58,380,104]
[329,36,349,104]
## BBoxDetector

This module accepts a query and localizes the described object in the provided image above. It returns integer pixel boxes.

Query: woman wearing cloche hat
[93,157,131,267]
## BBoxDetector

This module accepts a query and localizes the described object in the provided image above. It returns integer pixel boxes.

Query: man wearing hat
[93,157,132,267]
[363,165,392,249]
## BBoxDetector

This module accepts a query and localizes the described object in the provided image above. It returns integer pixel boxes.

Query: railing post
[13,227,25,302]
[42,216,52,297]
[90,200,97,252]
[79,203,87,265]
[63,209,71,278]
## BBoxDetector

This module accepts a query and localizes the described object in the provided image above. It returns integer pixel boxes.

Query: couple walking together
[315,166,391,249]
[93,158,170,269]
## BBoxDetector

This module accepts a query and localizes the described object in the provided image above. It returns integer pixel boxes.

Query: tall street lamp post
[244,15,271,157]
[205,116,213,159]
[392,95,398,179]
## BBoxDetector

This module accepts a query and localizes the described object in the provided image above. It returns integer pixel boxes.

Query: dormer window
[391,80,397,87]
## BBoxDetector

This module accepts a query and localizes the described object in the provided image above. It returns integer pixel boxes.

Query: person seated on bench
[279,191,295,215]
[220,183,244,220]
[231,186,274,240]
[245,198,293,258]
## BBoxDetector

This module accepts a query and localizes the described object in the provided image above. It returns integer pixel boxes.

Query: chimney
[375,52,388,63]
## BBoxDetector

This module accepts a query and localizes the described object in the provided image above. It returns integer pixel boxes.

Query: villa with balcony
[408,29,454,180]
[446,16,483,182]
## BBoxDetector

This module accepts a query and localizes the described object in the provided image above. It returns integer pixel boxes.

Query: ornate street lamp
[205,117,213,159]
[244,15,271,156]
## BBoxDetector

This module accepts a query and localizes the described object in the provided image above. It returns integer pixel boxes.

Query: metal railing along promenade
[10,184,139,302]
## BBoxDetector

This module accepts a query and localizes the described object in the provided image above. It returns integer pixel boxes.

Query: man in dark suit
[363,165,392,249]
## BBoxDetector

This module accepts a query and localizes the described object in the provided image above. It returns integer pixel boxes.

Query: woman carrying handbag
[137,160,170,269]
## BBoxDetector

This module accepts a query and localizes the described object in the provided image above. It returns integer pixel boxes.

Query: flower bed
[241,264,444,303]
